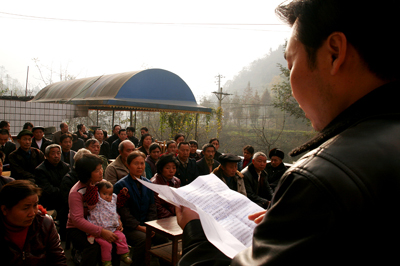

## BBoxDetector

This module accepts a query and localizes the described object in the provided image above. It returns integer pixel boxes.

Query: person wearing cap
[31,126,53,153]
[212,153,246,196]
[8,129,45,181]
[266,148,288,193]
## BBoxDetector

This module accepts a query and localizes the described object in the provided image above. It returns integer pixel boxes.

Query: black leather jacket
[0,212,67,265]
[178,82,400,266]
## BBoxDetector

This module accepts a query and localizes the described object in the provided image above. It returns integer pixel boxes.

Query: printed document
[137,174,264,258]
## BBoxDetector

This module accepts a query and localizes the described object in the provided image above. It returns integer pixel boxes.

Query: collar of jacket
[212,164,244,179]
[290,81,400,157]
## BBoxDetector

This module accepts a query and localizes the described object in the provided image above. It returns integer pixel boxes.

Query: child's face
[99,187,114,202]
[190,144,198,154]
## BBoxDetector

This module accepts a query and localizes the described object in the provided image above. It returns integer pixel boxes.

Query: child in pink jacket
[85,180,132,266]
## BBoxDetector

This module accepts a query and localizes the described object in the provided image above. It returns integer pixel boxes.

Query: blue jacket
[114,174,156,226]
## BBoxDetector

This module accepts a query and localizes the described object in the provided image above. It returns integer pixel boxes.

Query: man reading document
[176,0,400,265]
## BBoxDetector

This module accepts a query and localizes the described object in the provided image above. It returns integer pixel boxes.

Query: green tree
[271,64,306,121]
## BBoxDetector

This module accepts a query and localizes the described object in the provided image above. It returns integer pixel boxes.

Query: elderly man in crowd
[8,129,45,181]
[52,122,70,145]
[34,144,70,214]
[212,154,246,196]
[176,0,400,265]
[196,143,220,176]
[105,139,135,184]
[31,126,52,153]
[241,151,273,208]
[266,148,288,192]
[175,141,199,186]
[0,129,16,168]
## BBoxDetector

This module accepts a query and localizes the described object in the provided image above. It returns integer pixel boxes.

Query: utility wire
[0,11,289,32]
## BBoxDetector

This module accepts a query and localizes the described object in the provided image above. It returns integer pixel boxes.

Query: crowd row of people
[0,119,287,266]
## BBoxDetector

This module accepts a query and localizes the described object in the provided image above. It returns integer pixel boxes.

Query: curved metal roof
[31,68,211,114]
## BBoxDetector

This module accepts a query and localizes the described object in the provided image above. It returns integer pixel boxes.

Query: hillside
[223,45,287,95]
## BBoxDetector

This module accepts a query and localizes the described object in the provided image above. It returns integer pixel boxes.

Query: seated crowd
[0,120,288,266]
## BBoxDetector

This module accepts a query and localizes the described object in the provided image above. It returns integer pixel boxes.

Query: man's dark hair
[60,133,73,143]
[112,125,120,130]
[140,127,149,132]
[127,126,135,133]
[60,123,67,130]
[202,143,216,152]
[0,129,9,136]
[77,124,84,131]
[156,153,180,174]
[23,122,33,130]
[177,141,190,149]
[0,121,9,129]
[243,145,255,155]
[94,128,103,134]
[118,129,126,135]
[276,0,399,81]
[149,143,161,153]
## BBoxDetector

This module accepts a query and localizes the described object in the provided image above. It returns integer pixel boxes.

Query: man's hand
[248,210,267,224]
[136,225,155,237]
[175,206,200,230]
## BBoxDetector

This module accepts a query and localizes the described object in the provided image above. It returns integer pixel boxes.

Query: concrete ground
[62,241,160,266]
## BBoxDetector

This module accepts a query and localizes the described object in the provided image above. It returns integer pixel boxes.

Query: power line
[0,11,289,32]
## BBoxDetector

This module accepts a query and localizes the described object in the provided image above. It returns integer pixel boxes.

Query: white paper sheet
[137,174,264,258]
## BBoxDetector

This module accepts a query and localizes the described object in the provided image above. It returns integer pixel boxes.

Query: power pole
[212,74,231,137]
[212,74,231,108]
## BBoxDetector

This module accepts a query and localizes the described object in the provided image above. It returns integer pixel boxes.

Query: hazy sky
[1,0,290,101]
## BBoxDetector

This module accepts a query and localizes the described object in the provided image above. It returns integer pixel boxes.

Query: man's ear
[327,32,348,75]
[1,205,8,216]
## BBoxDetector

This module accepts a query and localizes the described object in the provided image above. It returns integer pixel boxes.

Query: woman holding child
[67,153,127,266]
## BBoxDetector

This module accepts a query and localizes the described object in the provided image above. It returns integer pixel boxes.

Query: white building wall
[0,99,88,135]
